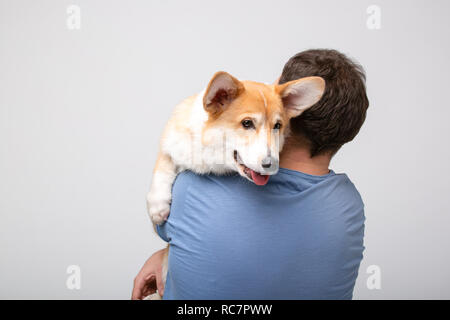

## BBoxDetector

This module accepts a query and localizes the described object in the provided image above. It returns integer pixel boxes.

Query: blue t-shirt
[157,168,365,299]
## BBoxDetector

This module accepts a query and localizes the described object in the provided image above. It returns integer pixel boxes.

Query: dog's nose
[261,156,272,169]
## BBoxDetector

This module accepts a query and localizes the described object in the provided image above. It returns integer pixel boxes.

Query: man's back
[157,168,365,299]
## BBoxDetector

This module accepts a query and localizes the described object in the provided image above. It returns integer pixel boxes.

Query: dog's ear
[276,76,325,118]
[203,71,244,115]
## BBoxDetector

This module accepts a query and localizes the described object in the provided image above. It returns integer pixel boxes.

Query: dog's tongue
[250,170,270,186]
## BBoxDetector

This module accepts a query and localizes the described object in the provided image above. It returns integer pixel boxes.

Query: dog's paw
[147,199,171,225]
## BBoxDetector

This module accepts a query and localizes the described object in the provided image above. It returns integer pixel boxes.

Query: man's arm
[131,247,168,300]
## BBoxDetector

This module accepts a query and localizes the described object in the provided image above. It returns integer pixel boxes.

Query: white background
[1,0,449,299]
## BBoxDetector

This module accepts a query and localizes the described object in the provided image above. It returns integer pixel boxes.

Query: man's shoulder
[324,172,365,228]
[174,170,363,206]
[331,173,364,208]
[173,170,241,193]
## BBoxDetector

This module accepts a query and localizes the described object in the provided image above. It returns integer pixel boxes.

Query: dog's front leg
[147,152,177,225]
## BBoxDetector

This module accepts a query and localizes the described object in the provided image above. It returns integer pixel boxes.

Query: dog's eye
[274,122,282,130]
[241,119,255,129]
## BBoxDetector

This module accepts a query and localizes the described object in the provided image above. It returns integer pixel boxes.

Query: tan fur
[204,81,290,139]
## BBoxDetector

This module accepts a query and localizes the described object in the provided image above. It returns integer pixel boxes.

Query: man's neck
[279,138,331,176]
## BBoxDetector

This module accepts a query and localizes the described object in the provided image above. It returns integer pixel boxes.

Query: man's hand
[131,247,168,300]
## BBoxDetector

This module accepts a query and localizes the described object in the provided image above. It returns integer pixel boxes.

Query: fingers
[132,248,168,299]
[132,272,156,300]
[141,275,157,298]
[132,276,145,300]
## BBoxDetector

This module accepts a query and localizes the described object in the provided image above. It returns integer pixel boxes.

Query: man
[132,49,369,299]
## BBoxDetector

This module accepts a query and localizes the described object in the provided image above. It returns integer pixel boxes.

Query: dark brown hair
[279,49,369,157]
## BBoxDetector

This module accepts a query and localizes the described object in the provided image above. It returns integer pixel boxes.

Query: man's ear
[203,71,244,115]
[276,76,325,118]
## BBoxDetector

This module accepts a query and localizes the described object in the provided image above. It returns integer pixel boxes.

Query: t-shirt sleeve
[156,223,170,243]
[153,171,196,243]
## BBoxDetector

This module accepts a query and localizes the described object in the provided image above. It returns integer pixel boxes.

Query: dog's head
[203,71,325,185]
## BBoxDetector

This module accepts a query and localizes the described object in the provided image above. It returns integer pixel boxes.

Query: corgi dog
[145,71,324,299]
[147,71,325,225]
